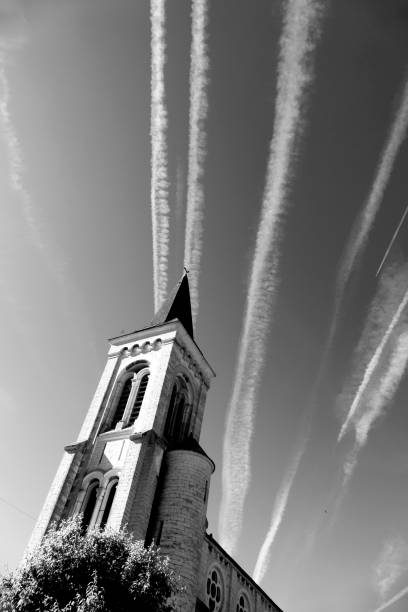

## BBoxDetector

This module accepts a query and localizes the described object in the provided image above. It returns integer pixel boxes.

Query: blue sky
[1,2,408,611]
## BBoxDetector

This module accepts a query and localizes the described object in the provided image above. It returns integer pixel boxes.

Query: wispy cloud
[0,63,51,261]
[325,76,408,359]
[339,76,408,294]
[0,14,99,366]
[219,0,323,555]
[376,203,408,277]
[338,282,408,442]
[297,266,408,559]
[150,0,170,312]
[184,0,210,324]
[335,327,408,510]
[253,445,304,583]
[374,537,408,602]
[373,584,408,612]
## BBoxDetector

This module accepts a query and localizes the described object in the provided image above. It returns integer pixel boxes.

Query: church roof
[150,272,194,340]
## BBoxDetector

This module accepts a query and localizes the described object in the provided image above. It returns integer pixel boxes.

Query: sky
[1,1,408,611]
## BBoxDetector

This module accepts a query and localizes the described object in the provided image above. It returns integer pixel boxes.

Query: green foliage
[0,517,181,612]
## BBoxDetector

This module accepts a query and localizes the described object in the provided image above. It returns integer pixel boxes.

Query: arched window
[236,593,250,612]
[128,372,150,425]
[100,480,118,529]
[82,480,99,531]
[206,567,223,611]
[163,376,192,442]
[164,384,178,437]
[172,395,186,439]
[106,362,150,432]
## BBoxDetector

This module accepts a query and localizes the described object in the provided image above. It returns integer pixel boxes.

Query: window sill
[98,427,134,442]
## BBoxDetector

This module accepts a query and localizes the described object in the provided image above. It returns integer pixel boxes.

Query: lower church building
[28,274,283,612]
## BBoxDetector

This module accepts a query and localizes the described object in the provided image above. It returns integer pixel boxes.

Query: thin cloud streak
[297,268,408,560]
[323,77,408,370]
[219,0,323,554]
[338,286,408,441]
[0,57,50,262]
[372,585,408,612]
[374,537,408,602]
[339,76,408,293]
[356,330,408,447]
[376,202,408,277]
[0,46,99,367]
[150,0,170,312]
[184,0,210,324]
[330,328,408,532]
[253,446,304,584]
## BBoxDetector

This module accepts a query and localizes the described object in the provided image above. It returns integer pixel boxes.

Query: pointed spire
[150,272,194,339]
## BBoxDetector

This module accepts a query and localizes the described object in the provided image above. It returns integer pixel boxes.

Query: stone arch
[205,564,225,612]
[74,470,104,531]
[236,590,251,612]
[163,371,195,442]
[104,360,150,431]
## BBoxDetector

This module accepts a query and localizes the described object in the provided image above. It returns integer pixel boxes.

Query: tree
[0,517,181,612]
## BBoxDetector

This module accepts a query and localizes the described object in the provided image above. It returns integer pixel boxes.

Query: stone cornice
[64,440,88,454]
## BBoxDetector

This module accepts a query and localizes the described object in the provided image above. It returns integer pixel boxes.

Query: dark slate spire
[151,272,194,339]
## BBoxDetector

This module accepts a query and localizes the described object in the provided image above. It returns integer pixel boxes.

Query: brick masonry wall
[153,449,213,611]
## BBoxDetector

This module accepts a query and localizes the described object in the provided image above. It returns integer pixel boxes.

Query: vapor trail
[219,0,323,555]
[339,77,408,292]
[295,268,408,561]
[372,584,408,612]
[0,57,49,262]
[184,0,210,323]
[334,328,408,521]
[253,445,304,583]
[376,203,408,277]
[0,45,99,367]
[330,310,408,528]
[150,0,170,312]
[338,285,408,441]
[323,77,408,358]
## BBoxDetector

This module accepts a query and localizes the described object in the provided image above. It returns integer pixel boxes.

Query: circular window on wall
[206,567,223,611]
[236,592,250,612]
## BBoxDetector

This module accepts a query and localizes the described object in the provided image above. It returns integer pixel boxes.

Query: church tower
[28,273,215,609]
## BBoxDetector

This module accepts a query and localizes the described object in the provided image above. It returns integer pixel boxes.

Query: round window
[206,567,223,611]
[236,592,250,612]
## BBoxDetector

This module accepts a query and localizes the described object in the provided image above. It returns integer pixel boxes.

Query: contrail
[338,76,408,293]
[322,77,408,366]
[294,268,408,563]
[0,36,99,366]
[184,0,210,324]
[376,203,408,277]
[253,445,304,584]
[355,329,408,447]
[0,61,52,262]
[219,0,323,555]
[150,0,170,312]
[372,584,408,612]
[338,284,408,441]
[337,328,408,503]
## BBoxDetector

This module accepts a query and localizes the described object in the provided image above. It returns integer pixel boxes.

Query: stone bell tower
[28,273,215,610]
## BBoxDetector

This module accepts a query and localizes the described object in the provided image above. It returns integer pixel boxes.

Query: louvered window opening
[129,373,149,425]
[111,378,132,429]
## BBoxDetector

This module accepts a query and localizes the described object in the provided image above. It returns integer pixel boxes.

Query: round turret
[151,439,215,610]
